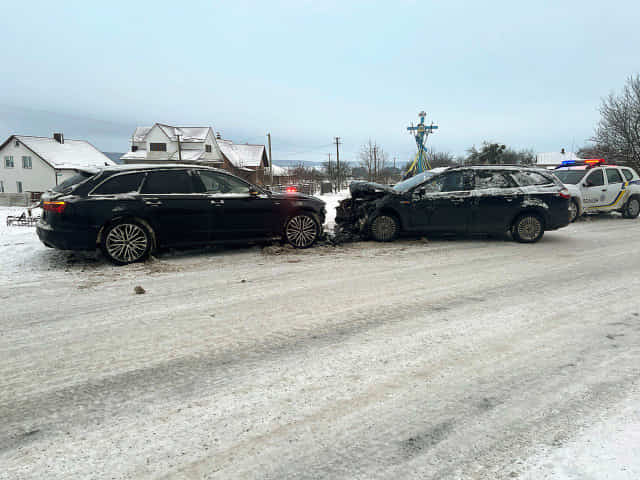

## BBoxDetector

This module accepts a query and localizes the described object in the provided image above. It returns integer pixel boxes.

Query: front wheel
[284,213,320,248]
[512,213,545,243]
[369,214,399,242]
[101,219,153,265]
[622,196,640,219]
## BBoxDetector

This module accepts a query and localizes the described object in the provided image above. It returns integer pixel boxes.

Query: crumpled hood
[563,183,581,197]
[349,181,396,198]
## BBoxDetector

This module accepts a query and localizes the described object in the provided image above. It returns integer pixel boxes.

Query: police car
[552,159,640,221]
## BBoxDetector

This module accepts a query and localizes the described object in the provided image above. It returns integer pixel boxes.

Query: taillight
[557,188,571,199]
[285,186,297,193]
[42,201,67,213]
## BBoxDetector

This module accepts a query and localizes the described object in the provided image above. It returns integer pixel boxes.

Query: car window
[422,170,472,193]
[141,170,196,194]
[197,170,250,194]
[92,173,145,195]
[510,170,554,186]
[52,171,94,193]
[553,170,587,184]
[585,169,604,187]
[474,170,514,189]
[606,168,623,184]
[621,168,634,181]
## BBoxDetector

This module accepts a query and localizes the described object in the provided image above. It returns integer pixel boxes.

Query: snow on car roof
[14,136,115,169]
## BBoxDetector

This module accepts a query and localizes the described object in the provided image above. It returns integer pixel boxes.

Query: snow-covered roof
[120,150,147,161]
[535,151,580,165]
[267,164,289,176]
[132,127,152,142]
[217,139,267,168]
[156,124,211,143]
[9,135,115,169]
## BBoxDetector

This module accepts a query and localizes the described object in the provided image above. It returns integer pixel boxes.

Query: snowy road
[1,212,639,479]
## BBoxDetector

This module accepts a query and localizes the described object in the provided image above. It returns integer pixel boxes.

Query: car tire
[369,213,399,242]
[622,196,640,219]
[568,199,579,223]
[100,219,153,265]
[511,213,545,243]
[284,212,320,248]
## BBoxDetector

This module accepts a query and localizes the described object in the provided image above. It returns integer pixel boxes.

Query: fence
[0,192,42,207]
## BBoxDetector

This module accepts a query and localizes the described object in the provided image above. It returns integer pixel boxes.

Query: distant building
[216,137,270,184]
[0,133,114,196]
[120,123,224,166]
[535,148,581,168]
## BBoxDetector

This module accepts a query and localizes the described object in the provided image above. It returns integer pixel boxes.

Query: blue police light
[561,160,577,166]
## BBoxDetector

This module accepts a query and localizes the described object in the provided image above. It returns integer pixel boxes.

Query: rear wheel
[101,219,153,265]
[369,214,399,242]
[568,199,579,222]
[512,213,544,243]
[285,213,319,248]
[622,196,640,219]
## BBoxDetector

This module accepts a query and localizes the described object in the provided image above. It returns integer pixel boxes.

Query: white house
[535,149,581,168]
[0,133,115,195]
[121,123,224,166]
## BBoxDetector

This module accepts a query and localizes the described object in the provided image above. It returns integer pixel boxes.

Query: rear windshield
[52,171,94,193]
[509,170,555,186]
[553,170,587,184]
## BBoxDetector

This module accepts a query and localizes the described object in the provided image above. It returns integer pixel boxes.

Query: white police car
[553,160,640,221]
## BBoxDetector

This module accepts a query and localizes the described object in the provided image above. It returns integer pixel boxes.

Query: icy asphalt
[1,209,639,479]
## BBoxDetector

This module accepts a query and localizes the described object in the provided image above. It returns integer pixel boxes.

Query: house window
[22,156,32,169]
[149,143,167,152]
[17,181,23,193]
[131,145,139,152]
[0,180,4,192]
[15,140,20,147]
[205,144,212,153]
[4,156,14,168]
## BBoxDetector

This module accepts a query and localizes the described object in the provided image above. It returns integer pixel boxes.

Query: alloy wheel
[628,198,640,217]
[516,216,542,242]
[371,215,397,241]
[286,215,318,248]
[105,223,149,263]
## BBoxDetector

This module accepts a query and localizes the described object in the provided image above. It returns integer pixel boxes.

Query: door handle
[144,200,163,206]
[210,199,225,206]
[451,198,466,204]
[601,189,607,192]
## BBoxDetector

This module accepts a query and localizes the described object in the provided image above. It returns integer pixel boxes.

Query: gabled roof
[155,124,212,143]
[217,139,267,168]
[132,127,152,142]
[1,135,115,169]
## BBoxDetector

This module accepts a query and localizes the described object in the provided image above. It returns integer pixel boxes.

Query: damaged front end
[334,182,397,241]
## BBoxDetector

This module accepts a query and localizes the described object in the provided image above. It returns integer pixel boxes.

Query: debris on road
[134,286,146,294]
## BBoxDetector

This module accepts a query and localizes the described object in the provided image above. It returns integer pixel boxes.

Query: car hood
[270,191,325,205]
[349,181,397,199]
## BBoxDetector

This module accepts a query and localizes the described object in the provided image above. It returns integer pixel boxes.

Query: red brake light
[584,159,605,165]
[42,201,67,213]
[558,188,571,199]
[285,186,297,193]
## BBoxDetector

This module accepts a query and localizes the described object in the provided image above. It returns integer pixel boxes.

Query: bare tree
[591,75,640,170]
[322,160,351,191]
[359,139,389,183]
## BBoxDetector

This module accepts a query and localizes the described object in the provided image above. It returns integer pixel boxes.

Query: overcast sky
[1,0,638,163]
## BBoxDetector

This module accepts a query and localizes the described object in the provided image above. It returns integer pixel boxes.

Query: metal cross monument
[405,111,438,177]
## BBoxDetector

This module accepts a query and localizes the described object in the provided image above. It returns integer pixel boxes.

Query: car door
[139,169,210,246]
[602,167,626,208]
[195,170,277,240]
[580,168,607,208]
[409,169,474,233]
[470,169,523,233]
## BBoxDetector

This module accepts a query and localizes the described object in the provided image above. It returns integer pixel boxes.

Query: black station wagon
[37,165,326,264]
[336,166,571,243]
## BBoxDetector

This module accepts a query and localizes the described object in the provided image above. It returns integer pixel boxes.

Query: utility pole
[267,132,273,186]
[334,137,341,190]
[176,134,183,162]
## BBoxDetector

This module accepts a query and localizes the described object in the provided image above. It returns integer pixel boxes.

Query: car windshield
[553,170,587,184]
[51,171,95,193]
[393,171,437,192]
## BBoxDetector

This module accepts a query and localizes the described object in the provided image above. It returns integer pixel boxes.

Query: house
[216,138,270,184]
[0,133,115,198]
[120,123,224,166]
[535,149,581,168]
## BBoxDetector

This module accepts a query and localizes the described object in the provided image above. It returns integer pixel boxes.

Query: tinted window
[197,170,250,194]
[52,171,94,193]
[475,170,514,189]
[585,169,604,187]
[510,170,554,186]
[622,169,634,181]
[92,173,144,195]
[606,168,623,184]
[553,170,587,184]
[423,170,473,193]
[142,170,196,194]
[393,170,437,192]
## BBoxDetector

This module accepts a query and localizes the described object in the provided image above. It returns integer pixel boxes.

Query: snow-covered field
[1,199,639,479]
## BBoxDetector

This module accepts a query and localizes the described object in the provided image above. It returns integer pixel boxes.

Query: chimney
[561,148,565,154]
[216,132,221,140]
[53,133,64,144]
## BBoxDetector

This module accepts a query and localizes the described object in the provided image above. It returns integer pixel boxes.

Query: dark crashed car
[336,166,571,243]
[37,165,325,264]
